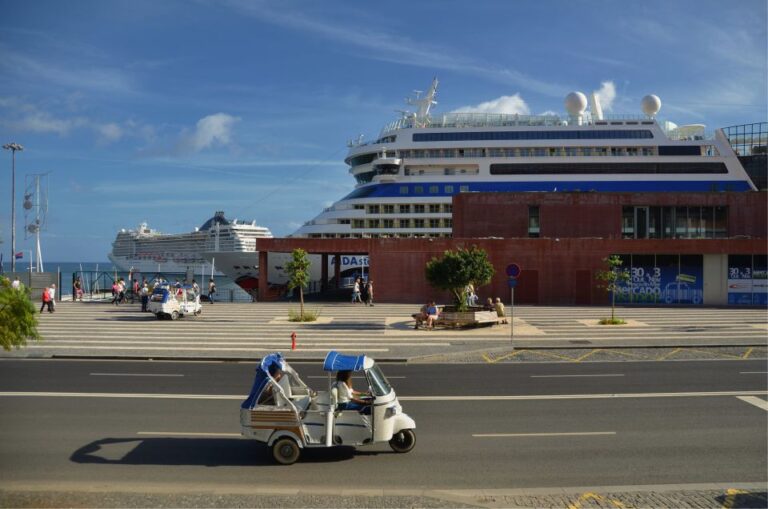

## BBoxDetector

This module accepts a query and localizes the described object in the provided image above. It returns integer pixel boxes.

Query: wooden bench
[414,307,503,329]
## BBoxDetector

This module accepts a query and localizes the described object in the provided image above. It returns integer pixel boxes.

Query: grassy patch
[598,318,626,325]
[288,308,320,322]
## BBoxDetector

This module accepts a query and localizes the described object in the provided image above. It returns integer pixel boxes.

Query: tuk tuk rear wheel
[272,437,300,465]
[389,429,416,453]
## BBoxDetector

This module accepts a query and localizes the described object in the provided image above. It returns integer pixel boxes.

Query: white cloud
[452,94,530,115]
[594,81,617,111]
[96,122,123,142]
[176,113,240,153]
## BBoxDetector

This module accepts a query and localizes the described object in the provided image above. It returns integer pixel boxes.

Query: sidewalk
[3,301,766,362]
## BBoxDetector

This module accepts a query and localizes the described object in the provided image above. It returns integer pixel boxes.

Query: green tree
[0,278,41,351]
[285,248,311,320]
[425,246,495,311]
[595,255,631,324]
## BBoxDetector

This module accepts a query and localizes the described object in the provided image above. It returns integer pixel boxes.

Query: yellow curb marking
[657,348,682,361]
[742,347,754,359]
[722,488,749,509]
[567,492,626,509]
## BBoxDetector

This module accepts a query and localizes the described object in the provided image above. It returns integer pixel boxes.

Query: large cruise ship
[210,79,758,295]
[108,211,273,275]
[291,78,755,239]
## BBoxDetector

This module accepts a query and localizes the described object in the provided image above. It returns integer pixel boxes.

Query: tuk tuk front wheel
[170,311,179,320]
[389,429,416,453]
[272,437,301,465]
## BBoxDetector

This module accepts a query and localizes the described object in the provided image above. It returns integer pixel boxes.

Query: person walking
[11,276,21,291]
[130,279,139,303]
[140,282,150,312]
[40,286,53,313]
[365,280,374,306]
[111,281,120,305]
[73,277,83,301]
[49,284,56,312]
[351,278,361,304]
[207,278,216,304]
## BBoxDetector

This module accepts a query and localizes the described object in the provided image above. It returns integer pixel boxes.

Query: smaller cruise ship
[108,211,273,275]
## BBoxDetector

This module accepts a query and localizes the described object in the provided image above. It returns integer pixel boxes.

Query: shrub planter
[439,306,499,328]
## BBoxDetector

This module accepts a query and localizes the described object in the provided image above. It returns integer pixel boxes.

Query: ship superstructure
[108,211,273,274]
[291,79,756,239]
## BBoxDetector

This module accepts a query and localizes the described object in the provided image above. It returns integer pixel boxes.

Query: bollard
[291,331,297,351]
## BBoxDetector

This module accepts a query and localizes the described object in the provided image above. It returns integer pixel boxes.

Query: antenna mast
[23,173,49,272]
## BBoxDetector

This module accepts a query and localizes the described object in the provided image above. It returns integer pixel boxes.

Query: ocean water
[27,261,244,299]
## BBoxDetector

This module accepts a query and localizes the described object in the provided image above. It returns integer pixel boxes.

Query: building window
[459,185,469,193]
[414,219,425,228]
[399,186,409,195]
[383,204,395,214]
[368,219,380,228]
[383,219,394,228]
[443,204,453,213]
[354,204,364,210]
[414,186,424,194]
[429,204,440,213]
[353,220,364,228]
[444,185,454,194]
[429,185,439,194]
[399,204,411,214]
[399,219,410,228]
[429,219,440,228]
[528,206,540,238]
[367,205,380,214]
[414,204,426,214]
[444,218,453,228]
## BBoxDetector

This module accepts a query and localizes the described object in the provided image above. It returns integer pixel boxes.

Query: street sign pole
[510,285,514,343]
[505,263,521,347]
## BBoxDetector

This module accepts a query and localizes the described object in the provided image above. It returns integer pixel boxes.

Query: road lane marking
[739,371,768,374]
[1,390,766,401]
[307,375,406,379]
[137,431,240,437]
[90,373,184,377]
[473,431,616,438]
[530,374,624,378]
[736,396,768,411]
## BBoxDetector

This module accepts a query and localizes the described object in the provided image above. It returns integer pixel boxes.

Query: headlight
[385,405,401,417]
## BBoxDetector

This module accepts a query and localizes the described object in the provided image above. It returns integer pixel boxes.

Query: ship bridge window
[355,171,374,184]
[347,153,377,166]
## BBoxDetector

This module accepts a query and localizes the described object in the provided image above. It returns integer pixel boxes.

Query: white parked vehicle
[148,284,202,320]
[240,351,416,464]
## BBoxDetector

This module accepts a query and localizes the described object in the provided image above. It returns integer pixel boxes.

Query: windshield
[366,365,392,397]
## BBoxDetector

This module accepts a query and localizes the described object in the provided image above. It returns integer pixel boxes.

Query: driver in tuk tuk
[334,370,372,414]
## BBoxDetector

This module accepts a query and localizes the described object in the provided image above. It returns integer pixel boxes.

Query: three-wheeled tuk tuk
[147,283,202,320]
[240,351,416,464]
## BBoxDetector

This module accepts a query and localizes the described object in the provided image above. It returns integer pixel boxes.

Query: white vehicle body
[147,285,202,320]
[240,351,416,464]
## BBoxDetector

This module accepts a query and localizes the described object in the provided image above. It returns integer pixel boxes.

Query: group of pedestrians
[40,284,56,313]
[351,277,374,306]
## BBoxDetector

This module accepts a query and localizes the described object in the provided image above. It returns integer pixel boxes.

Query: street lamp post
[3,142,23,272]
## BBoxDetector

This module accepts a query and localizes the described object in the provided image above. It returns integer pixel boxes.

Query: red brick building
[257,192,767,306]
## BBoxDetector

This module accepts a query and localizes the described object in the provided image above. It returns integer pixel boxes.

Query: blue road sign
[508,278,518,288]
[506,263,521,279]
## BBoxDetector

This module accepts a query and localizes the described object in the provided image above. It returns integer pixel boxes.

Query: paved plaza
[5,301,767,361]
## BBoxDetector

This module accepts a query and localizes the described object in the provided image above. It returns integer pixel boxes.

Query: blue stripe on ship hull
[343,180,753,199]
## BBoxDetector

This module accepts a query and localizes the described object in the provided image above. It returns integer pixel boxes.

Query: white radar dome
[641,94,661,116]
[564,91,588,116]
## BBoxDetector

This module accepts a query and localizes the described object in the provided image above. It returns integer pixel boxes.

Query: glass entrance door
[635,207,649,239]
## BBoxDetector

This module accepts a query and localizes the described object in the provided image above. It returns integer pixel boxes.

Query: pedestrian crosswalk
[5,301,766,360]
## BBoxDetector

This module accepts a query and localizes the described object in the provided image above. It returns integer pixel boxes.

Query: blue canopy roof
[323,350,366,372]
[240,353,285,410]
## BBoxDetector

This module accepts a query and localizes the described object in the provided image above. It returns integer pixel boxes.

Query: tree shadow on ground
[70,437,356,467]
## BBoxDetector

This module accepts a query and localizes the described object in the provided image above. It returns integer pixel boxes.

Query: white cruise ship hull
[107,253,224,276]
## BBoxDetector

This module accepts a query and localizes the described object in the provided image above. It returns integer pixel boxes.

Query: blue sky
[0,0,766,263]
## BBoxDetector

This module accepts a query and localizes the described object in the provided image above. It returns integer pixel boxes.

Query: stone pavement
[3,301,766,362]
[1,482,766,508]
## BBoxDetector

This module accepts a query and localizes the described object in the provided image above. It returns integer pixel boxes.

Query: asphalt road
[1,358,766,496]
